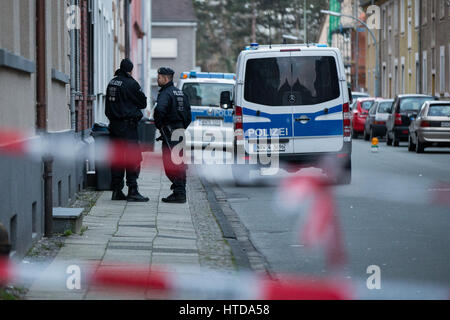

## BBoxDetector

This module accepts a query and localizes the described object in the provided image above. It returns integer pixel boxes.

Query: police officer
[105,58,149,202]
[154,67,192,203]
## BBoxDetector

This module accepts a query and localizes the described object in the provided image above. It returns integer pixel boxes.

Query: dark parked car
[408,101,450,153]
[386,94,436,146]
[364,99,394,140]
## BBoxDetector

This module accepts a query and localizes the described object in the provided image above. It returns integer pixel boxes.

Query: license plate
[441,122,450,127]
[200,119,221,126]
[255,144,286,152]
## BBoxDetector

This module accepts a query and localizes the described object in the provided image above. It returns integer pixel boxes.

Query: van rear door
[242,51,294,155]
[290,51,344,153]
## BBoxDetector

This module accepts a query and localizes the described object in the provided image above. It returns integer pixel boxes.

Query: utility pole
[353,0,359,91]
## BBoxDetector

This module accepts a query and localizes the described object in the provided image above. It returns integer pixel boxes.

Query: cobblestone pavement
[25,152,236,300]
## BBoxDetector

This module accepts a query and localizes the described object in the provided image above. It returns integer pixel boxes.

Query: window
[394,1,399,34]
[388,27,392,55]
[362,101,374,110]
[423,0,428,25]
[431,0,436,19]
[408,8,412,48]
[428,104,450,116]
[401,0,405,34]
[414,0,420,28]
[182,83,234,107]
[439,0,445,19]
[378,101,393,113]
[151,38,178,58]
[400,97,435,111]
[440,46,445,93]
[383,7,386,40]
[244,56,340,106]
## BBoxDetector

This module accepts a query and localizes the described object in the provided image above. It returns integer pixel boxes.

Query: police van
[220,43,353,184]
[177,71,236,150]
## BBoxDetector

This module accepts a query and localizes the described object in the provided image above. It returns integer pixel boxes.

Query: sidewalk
[25,152,236,300]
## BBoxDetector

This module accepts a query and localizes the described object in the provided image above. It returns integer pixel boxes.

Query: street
[202,140,450,299]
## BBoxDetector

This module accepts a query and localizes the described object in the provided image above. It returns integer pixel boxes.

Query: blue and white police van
[220,43,353,184]
[177,71,236,150]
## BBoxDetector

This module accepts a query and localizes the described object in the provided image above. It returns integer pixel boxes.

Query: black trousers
[109,120,142,190]
[162,138,186,196]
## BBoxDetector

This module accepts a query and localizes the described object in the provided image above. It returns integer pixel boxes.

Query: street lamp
[321,10,380,97]
[283,34,299,41]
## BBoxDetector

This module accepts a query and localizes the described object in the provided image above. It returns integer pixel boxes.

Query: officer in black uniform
[154,67,192,203]
[105,58,149,202]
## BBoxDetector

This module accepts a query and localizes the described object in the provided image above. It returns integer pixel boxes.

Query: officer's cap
[158,67,175,76]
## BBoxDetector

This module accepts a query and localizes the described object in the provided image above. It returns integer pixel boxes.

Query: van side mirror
[220,91,232,109]
[348,88,353,104]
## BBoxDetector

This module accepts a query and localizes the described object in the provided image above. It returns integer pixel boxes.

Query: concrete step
[52,207,84,234]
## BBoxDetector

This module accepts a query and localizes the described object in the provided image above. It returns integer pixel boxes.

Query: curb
[198,176,252,271]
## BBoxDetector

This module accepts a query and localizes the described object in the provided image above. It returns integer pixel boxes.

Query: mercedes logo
[289,94,296,104]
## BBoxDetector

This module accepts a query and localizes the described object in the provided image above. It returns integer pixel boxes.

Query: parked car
[386,94,436,146]
[408,101,450,153]
[364,98,394,140]
[351,91,370,100]
[350,92,369,110]
[351,97,376,138]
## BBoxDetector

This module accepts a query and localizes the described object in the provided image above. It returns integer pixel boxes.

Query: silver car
[408,101,450,153]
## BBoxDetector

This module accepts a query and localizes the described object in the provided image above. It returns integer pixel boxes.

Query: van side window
[244,56,340,106]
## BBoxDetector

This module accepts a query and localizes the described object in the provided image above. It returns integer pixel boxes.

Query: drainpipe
[70,0,76,131]
[36,0,53,237]
[141,2,146,89]
[124,0,130,58]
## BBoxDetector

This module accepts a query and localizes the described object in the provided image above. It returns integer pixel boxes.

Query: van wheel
[231,164,252,186]
[336,159,352,185]
[408,135,416,152]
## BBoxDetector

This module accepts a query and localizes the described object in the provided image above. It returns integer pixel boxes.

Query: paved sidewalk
[25,152,236,300]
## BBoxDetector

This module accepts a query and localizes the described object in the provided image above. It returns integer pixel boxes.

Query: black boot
[162,193,186,204]
[111,189,127,201]
[127,186,149,202]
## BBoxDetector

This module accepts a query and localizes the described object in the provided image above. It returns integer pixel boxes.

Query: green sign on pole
[328,0,341,46]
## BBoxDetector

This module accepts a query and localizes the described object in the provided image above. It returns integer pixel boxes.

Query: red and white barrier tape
[278,174,347,268]
[0,258,352,300]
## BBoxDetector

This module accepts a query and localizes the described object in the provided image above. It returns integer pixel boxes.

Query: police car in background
[220,43,353,185]
[177,71,236,150]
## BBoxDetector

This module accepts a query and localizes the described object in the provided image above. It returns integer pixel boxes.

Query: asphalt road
[202,139,450,299]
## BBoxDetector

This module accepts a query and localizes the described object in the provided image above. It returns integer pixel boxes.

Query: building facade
[317,0,367,92]
[0,0,153,258]
[150,0,197,101]
[362,0,449,99]
[0,0,84,257]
